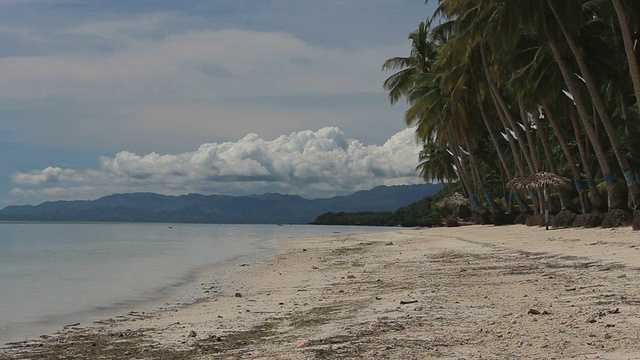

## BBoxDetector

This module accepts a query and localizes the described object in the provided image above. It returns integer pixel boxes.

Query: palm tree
[547,0,640,207]
[382,21,436,105]
[416,142,457,184]
[611,0,640,114]
[387,0,640,220]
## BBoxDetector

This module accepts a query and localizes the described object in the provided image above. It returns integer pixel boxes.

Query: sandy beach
[2,224,640,359]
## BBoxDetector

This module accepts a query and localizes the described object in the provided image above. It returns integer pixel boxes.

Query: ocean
[0,222,389,345]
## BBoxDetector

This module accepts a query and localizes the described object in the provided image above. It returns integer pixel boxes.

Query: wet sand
[2,225,640,359]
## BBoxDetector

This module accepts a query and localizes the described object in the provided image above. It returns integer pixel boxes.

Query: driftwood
[399,300,419,305]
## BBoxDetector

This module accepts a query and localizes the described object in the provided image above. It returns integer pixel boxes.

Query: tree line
[383,0,640,222]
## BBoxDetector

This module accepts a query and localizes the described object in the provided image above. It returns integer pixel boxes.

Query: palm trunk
[568,107,607,211]
[478,96,524,213]
[533,109,568,210]
[541,100,589,213]
[548,0,640,208]
[480,45,535,174]
[451,143,486,215]
[547,34,617,209]
[488,93,535,213]
[518,96,542,172]
[478,96,513,179]
[462,131,502,216]
[488,83,525,176]
[612,0,640,115]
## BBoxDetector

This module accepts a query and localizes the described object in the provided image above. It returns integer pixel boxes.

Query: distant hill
[0,183,442,224]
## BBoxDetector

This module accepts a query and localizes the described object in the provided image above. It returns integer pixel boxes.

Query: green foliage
[383,0,640,214]
[311,193,439,227]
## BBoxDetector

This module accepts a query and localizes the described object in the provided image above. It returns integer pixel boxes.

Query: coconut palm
[416,141,457,184]
[382,21,437,105]
[546,0,640,207]
[385,0,640,225]
[611,0,640,114]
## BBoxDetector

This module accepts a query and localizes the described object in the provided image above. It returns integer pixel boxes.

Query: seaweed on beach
[551,209,578,228]
[514,213,529,224]
[525,213,546,227]
[574,210,604,228]
[492,213,516,226]
[445,218,460,227]
[633,210,640,230]
[471,212,492,225]
[602,209,632,228]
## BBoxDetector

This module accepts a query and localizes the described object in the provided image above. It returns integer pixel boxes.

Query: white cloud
[12,166,76,185]
[10,127,423,203]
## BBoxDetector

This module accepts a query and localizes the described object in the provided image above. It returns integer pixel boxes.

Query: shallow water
[0,222,388,345]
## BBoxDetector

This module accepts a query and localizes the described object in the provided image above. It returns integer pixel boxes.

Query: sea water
[0,222,389,345]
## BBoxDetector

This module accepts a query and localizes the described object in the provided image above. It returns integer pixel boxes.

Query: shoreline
[3,225,640,358]
[0,236,281,347]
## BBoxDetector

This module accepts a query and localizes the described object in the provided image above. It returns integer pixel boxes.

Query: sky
[0,0,436,207]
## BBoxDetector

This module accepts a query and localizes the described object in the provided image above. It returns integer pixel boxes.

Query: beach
[2,224,640,359]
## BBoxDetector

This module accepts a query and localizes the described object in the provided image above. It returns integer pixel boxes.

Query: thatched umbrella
[507,172,572,229]
[436,192,470,209]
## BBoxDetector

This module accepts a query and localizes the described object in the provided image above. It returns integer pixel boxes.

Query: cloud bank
[0,17,410,150]
[10,127,423,203]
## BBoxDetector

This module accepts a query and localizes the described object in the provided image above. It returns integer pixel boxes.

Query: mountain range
[0,183,442,224]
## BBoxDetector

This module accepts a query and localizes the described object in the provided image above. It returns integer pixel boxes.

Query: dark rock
[235,292,243,298]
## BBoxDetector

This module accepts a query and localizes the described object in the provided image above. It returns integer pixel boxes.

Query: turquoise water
[0,222,388,345]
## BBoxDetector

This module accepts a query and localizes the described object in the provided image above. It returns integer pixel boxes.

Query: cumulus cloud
[12,166,77,185]
[10,127,423,203]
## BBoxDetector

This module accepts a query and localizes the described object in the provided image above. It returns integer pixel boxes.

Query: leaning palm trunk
[451,146,486,214]
[548,0,640,208]
[462,132,503,216]
[612,0,640,116]
[481,46,535,174]
[568,107,606,211]
[518,96,542,172]
[532,110,569,210]
[541,100,589,213]
[478,96,513,179]
[485,77,526,177]
[486,83,533,212]
[486,82,537,211]
[478,96,526,213]
[547,35,618,209]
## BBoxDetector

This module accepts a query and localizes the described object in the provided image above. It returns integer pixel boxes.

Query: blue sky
[0,0,436,207]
